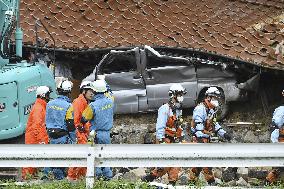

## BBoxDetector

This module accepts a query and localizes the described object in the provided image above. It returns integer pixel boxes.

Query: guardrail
[0,143,284,188]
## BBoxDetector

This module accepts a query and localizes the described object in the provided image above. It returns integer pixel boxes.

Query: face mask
[210,100,219,108]
[177,96,184,102]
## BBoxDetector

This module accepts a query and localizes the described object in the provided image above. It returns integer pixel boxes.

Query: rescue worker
[22,86,52,180]
[81,80,114,180]
[189,86,231,184]
[142,84,187,186]
[45,78,75,180]
[266,89,284,184]
[67,81,94,181]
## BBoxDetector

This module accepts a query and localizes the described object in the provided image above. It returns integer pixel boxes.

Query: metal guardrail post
[1,144,284,188]
[86,147,95,189]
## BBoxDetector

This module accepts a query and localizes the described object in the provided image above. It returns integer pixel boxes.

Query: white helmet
[57,79,73,93]
[92,80,107,93]
[168,84,187,97]
[80,81,93,90]
[36,86,52,98]
[97,75,105,80]
[205,87,221,97]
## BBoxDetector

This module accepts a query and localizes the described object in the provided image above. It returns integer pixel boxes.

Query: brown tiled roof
[20,0,284,69]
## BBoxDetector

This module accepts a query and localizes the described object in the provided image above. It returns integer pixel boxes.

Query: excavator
[0,0,56,140]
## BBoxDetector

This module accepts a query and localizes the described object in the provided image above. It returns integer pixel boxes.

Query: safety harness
[164,103,183,143]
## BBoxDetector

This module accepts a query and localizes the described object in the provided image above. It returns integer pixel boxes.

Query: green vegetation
[264,181,284,189]
[2,179,284,189]
[1,179,155,189]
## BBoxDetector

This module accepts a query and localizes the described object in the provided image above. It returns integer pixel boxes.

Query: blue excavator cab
[0,0,56,140]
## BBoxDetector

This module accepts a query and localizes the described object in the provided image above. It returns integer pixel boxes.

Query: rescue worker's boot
[22,167,37,180]
[167,167,180,185]
[67,167,78,181]
[266,169,279,185]
[141,173,156,182]
[203,168,215,185]
[188,167,201,184]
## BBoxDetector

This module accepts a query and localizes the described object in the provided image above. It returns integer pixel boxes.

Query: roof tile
[20,0,284,68]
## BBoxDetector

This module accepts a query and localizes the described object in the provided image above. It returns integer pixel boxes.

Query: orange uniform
[189,102,217,184]
[22,98,49,179]
[73,94,91,144]
[67,94,91,180]
[143,84,187,185]
[266,128,284,183]
[151,112,181,183]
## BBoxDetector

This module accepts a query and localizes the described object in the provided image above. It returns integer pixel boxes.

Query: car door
[96,48,146,114]
[141,47,198,110]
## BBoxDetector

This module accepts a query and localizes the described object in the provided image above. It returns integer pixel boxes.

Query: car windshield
[100,54,137,74]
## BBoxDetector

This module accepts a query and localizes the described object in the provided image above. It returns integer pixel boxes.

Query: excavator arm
[0,0,22,65]
[0,0,56,141]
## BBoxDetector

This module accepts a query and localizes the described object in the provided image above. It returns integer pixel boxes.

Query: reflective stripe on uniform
[82,105,94,121]
[65,106,73,120]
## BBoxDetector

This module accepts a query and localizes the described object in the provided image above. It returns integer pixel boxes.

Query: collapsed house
[17,0,284,105]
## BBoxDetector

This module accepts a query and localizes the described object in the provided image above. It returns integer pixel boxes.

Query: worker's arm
[213,122,227,138]
[65,105,75,132]
[192,105,209,138]
[272,107,284,128]
[72,98,82,126]
[207,109,231,140]
[72,98,88,132]
[81,105,94,123]
[156,105,169,141]
[271,129,279,143]
[272,116,284,129]
[33,107,48,143]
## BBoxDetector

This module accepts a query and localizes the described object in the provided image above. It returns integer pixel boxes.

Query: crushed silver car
[84,46,259,118]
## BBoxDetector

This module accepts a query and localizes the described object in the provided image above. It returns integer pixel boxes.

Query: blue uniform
[82,93,114,179]
[270,106,284,143]
[191,103,226,139]
[266,106,284,183]
[156,104,182,140]
[45,95,75,180]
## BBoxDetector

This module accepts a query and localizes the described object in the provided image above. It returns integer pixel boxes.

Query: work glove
[224,133,232,141]
[88,130,96,146]
[178,116,184,123]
